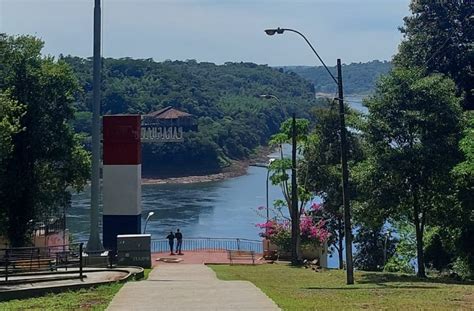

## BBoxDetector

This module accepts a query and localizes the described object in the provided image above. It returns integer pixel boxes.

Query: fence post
[5,249,9,282]
[237,238,240,251]
[79,243,83,279]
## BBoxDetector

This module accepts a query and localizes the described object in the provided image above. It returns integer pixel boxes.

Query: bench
[10,258,55,271]
[227,250,255,265]
[1,247,55,272]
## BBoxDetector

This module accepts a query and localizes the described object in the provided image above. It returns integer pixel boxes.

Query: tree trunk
[338,218,344,269]
[290,113,300,265]
[413,193,426,278]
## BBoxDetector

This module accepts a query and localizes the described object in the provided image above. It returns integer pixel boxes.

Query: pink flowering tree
[257,202,331,255]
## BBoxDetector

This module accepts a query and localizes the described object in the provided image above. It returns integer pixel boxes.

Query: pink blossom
[311,202,322,211]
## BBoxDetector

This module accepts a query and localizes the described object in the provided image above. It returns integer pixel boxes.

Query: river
[69,166,284,241]
[69,100,367,268]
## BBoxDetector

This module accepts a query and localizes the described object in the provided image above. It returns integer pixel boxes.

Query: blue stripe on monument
[103,214,141,251]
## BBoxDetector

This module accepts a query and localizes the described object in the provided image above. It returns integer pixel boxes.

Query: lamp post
[143,211,155,234]
[265,27,354,284]
[266,158,276,223]
[86,0,104,253]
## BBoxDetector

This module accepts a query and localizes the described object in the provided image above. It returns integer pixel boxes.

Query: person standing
[166,231,175,255]
[175,228,183,255]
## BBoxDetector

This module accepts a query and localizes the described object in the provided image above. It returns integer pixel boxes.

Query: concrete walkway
[107,264,280,311]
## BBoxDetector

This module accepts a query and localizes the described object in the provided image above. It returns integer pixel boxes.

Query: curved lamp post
[143,211,155,234]
[265,27,354,284]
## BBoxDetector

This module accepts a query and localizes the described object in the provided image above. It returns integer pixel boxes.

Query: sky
[0,0,410,66]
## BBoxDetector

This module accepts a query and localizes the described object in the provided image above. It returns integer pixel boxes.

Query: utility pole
[86,0,104,252]
[337,58,354,284]
[290,112,299,265]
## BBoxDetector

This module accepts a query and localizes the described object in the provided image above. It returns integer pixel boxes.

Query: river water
[69,101,367,268]
[69,166,284,242]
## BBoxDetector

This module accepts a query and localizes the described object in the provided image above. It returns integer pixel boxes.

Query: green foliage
[394,0,474,110]
[356,67,463,277]
[452,256,473,281]
[62,56,322,176]
[0,90,24,167]
[0,34,90,246]
[299,101,364,268]
[282,60,392,95]
[384,223,416,274]
[354,226,397,272]
[268,118,311,212]
[424,227,452,272]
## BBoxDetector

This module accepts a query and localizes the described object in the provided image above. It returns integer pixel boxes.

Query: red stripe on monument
[103,115,141,165]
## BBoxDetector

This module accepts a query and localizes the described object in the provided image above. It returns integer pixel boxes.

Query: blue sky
[0,0,410,66]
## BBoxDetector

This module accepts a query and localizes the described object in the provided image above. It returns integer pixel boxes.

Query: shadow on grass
[304,284,439,290]
[358,272,474,286]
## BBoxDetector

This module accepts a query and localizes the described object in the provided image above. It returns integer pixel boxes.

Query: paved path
[107,264,280,311]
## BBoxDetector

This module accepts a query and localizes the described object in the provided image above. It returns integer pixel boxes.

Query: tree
[394,0,474,110]
[300,101,364,269]
[0,34,90,246]
[358,68,463,277]
[0,91,25,231]
[268,117,310,264]
[449,111,474,274]
[354,225,397,271]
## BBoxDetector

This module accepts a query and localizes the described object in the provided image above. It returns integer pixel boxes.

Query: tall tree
[300,102,364,269]
[269,117,310,264]
[0,34,90,246]
[394,0,474,110]
[0,91,25,232]
[358,68,463,277]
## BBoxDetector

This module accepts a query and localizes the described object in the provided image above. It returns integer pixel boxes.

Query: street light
[259,94,281,224]
[143,211,155,234]
[266,158,276,223]
[265,27,354,284]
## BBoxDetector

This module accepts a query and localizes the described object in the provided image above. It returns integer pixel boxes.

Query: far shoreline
[142,161,248,185]
[142,146,273,185]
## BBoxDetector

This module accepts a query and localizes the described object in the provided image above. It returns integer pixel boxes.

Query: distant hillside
[63,57,325,177]
[281,60,392,95]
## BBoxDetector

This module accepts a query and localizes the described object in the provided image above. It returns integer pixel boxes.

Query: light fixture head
[264,28,284,36]
[148,211,155,217]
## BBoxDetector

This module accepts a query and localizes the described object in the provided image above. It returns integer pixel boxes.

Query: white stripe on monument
[103,164,141,216]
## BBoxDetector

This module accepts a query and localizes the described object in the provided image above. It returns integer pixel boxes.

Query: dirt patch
[462,290,474,308]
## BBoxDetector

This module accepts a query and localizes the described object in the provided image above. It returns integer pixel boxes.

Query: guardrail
[0,243,84,282]
[151,238,262,253]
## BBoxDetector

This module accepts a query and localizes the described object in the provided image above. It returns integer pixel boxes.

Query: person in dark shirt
[175,228,183,255]
[166,232,175,255]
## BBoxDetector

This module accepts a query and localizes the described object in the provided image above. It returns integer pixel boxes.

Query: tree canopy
[0,34,90,246]
[63,56,324,176]
[282,60,392,95]
[394,0,474,110]
[355,68,463,277]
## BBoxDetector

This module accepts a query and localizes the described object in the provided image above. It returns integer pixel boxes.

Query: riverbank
[142,160,248,185]
[142,146,273,185]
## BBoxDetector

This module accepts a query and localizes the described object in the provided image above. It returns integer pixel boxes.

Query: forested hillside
[63,57,323,177]
[282,60,392,95]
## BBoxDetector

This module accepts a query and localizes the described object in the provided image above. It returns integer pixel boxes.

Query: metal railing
[0,243,84,282]
[151,237,262,253]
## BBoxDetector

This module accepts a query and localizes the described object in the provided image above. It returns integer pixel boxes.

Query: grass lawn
[0,283,123,311]
[0,268,152,311]
[210,264,474,310]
